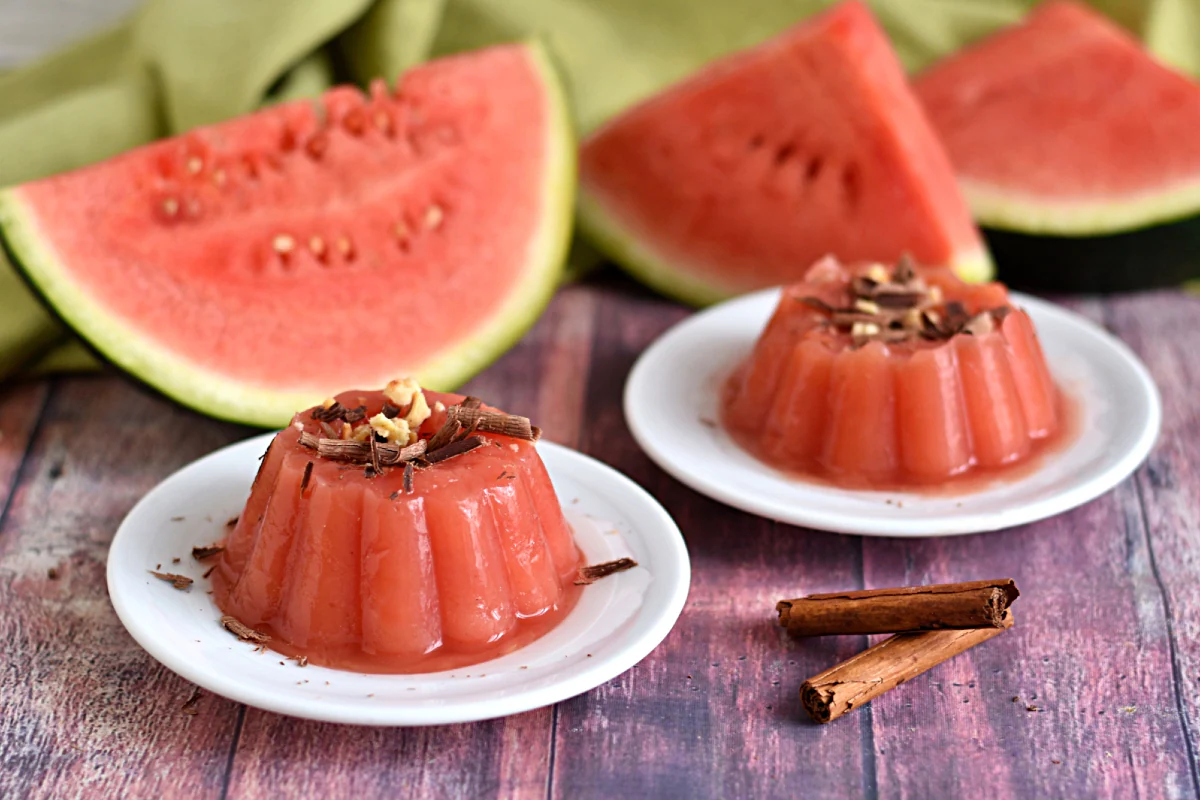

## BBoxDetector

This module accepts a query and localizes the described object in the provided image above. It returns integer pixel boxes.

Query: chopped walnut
[369,413,413,444]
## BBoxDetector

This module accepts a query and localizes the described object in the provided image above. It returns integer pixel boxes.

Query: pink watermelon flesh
[916,1,1200,216]
[578,0,988,303]
[2,44,570,424]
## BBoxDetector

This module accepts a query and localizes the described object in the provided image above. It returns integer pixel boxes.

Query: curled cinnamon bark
[801,611,1014,723]
[777,579,1018,637]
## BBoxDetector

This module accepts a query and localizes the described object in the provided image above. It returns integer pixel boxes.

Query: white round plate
[625,289,1161,537]
[108,435,689,725]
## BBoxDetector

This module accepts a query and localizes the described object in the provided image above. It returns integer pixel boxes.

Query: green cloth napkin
[2,0,1196,379]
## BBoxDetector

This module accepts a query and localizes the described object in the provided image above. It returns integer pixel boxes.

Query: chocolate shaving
[192,544,225,561]
[871,290,926,309]
[225,516,239,528]
[424,435,485,465]
[382,401,403,419]
[290,655,308,667]
[574,557,638,585]
[425,418,462,453]
[299,431,426,466]
[311,401,366,424]
[447,406,539,441]
[220,615,270,644]
[311,402,347,422]
[799,259,1016,347]
[462,396,483,409]
[150,570,193,590]
[300,461,314,493]
[368,436,384,477]
[319,421,340,439]
[403,462,414,494]
[202,565,216,579]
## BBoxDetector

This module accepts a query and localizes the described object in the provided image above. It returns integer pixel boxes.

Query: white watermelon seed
[424,205,444,230]
[273,234,296,255]
[308,236,327,259]
[161,198,179,217]
[186,156,203,175]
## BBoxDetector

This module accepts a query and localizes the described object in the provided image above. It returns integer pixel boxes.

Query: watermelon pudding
[722,259,1064,490]
[210,380,585,673]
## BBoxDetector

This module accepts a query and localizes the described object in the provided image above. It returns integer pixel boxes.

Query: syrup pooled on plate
[211,381,585,673]
[722,257,1067,490]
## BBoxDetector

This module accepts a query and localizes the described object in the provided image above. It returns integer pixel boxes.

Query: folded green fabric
[1,0,1194,380]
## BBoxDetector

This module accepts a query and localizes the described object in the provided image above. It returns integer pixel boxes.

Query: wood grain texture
[3,280,1200,800]
[0,376,248,800]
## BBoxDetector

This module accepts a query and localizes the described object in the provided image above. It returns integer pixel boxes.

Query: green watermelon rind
[962,177,1200,236]
[578,188,996,307]
[577,190,731,307]
[0,41,576,429]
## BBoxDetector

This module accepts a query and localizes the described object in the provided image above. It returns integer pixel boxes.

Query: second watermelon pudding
[211,380,585,673]
[722,258,1063,488]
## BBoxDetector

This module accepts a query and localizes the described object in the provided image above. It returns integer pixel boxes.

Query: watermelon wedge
[577,1,991,306]
[0,43,575,427]
[915,1,1200,291]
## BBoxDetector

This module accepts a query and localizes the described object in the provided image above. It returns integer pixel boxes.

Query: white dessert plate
[107,435,689,725]
[625,289,1160,537]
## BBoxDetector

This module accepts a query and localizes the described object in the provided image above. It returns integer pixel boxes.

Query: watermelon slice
[577,1,991,306]
[0,43,575,427]
[915,1,1200,291]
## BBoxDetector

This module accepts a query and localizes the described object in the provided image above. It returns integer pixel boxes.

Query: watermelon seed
[241,155,259,180]
[343,108,367,136]
[308,236,327,262]
[280,128,297,152]
[186,156,204,175]
[424,205,444,230]
[305,133,329,160]
[273,234,296,255]
[212,169,227,187]
[161,197,180,218]
[337,236,356,262]
[373,111,394,137]
[774,143,796,166]
[805,156,824,181]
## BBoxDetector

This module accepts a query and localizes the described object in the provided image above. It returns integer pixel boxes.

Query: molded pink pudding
[212,382,583,673]
[723,258,1064,489]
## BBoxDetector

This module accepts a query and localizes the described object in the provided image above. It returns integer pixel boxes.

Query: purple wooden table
[1,272,1198,799]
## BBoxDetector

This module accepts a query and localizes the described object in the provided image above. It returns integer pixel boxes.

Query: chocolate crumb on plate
[220,615,271,645]
[574,557,639,585]
[192,544,225,561]
[149,570,193,590]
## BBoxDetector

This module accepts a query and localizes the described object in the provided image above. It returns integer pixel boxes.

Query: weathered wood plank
[0,380,50,514]
[1107,291,1200,792]
[548,278,871,799]
[861,481,1196,799]
[0,376,249,800]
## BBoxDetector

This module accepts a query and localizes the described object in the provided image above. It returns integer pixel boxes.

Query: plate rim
[624,288,1162,537]
[106,434,691,725]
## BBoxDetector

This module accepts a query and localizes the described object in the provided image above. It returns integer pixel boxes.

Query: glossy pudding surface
[723,258,1063,489]
[212,386,582,673]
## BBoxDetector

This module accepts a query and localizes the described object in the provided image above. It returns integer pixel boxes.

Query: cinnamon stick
[801,611,1014,723]
[777,579,1018,637]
